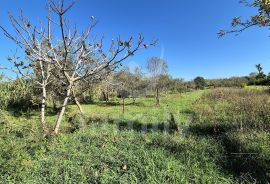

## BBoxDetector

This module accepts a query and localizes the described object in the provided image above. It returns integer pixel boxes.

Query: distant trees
[147,57,168,105]
[194,76,207,89]
[115,67,144,104]
[207,77,250,88]
[255,64,266,80]
[0,0,154,135]
[248,64,270,85]
[171,78,187,93]
[219,0,270,86]
[249,72,257,85]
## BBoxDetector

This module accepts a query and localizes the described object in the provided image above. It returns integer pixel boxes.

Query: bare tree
[48,0,155,134]
[0,8,54,133]
[147,57,168,105]
[1,0,155,135]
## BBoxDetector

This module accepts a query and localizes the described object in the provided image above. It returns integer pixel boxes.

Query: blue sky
[1,0,270,80]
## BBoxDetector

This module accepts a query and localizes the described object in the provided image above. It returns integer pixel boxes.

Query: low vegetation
[0,88,269,183]
[1,0,270,183]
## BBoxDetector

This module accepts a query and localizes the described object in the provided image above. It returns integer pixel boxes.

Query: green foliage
[0,78,37,110]
[194,76,207,89]
[240,83,247,88]
[208,77,249,88]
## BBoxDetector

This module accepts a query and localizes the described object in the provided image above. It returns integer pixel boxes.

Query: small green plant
[240,83,247,88]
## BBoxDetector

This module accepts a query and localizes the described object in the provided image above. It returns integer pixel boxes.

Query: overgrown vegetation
[191,88,270,183]
[1,88,270,183]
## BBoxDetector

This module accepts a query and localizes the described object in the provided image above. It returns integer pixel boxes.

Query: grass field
[245,85,269,91]
[0,89,269,183]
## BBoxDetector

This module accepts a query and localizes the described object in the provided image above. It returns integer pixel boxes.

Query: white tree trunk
[74,96,84,114]
[156,87,160,106]
[52,85,72,134]
[41,85,47,132]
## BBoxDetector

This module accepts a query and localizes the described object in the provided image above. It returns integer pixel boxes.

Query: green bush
[240,83,247,88]
[0,79,37,110]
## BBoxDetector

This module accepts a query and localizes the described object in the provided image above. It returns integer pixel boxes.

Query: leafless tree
[147,57,168,105]
[48,1,156,134]
[0,8,54,133]
[1,0,155,135]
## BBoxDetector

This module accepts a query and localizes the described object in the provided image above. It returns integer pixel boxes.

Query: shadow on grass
[91,101,146,107]
[113,113,179,134]
[68,113,179,134]
[7,106,59,118]
[188,123,270,183]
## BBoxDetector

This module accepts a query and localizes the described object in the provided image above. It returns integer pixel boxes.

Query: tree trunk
[106,86,109,102]
[41,85,47,132]
[102,91,108,103]
[156,87,160,106]
[52,96,57,111]
[52,85,72,134]
[74,96,84,114]
[106,91,109,102]
[122,98,125,114]
[72,90,84,114]
[132,90,136,104]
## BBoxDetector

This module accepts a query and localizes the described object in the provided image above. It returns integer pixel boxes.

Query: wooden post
[122,98,125,114]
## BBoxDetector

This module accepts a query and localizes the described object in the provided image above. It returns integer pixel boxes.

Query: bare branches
[219,0,270,37]
[49,0,76,15]
[1,0,155,134]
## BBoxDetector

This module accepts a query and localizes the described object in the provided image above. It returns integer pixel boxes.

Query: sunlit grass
[1,89,269,183]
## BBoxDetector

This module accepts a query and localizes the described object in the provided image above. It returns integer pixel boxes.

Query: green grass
[245,85,269,91]
[1,89,269,183]
[191,88,270,183]
[77,91,204,126]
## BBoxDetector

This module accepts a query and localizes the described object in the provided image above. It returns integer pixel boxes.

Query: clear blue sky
[1,0,270,80]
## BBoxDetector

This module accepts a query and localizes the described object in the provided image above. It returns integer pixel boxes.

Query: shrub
[240,83,247,88]
[0,79,37,110]
[68,113,89,132]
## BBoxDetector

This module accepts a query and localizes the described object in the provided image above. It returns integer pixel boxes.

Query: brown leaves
[121,164,128,171]
[118,40,123,46]
[217,30,226,38]
[124,41,131,48]
[231,17,241,27]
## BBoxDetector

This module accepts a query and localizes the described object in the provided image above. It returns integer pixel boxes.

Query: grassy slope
[0,91,237,183]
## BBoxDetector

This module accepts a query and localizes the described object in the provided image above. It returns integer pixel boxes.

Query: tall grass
[191,88,270,182]
[193,88,270,131]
